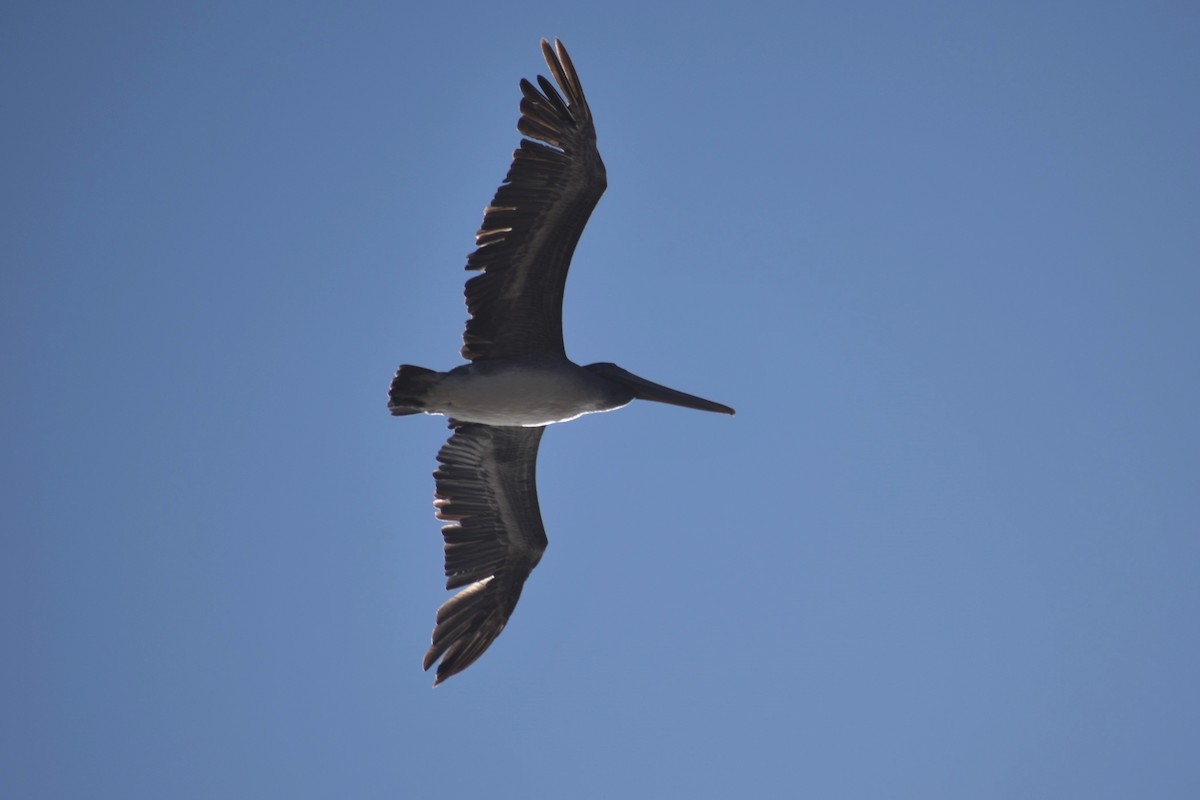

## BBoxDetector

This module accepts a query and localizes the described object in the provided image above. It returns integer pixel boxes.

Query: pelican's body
[395,360,630,427]
[391,40,733,685]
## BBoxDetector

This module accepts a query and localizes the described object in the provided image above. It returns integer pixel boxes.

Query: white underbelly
[428,363,625,426]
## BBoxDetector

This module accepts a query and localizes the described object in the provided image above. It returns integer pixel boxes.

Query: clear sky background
[4,1,1198,797]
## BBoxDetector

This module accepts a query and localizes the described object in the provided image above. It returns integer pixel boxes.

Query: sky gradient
[4,1,1199,797]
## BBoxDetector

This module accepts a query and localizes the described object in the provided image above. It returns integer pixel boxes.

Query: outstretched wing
[423,423,548,684]
[461,38,607,362]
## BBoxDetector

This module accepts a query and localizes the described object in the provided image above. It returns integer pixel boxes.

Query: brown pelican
[390,39,734,685]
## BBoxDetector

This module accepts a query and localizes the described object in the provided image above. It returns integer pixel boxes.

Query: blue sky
[4,1,1199,797]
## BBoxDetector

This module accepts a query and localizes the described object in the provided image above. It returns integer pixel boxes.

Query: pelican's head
[583,363,735,416]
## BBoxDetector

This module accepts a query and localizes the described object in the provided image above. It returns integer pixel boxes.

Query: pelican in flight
[390,39,734,685]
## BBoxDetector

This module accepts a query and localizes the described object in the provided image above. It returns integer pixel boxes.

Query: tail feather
[388,365,441,416]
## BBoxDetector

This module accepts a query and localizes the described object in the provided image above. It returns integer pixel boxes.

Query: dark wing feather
[461,39,607,362]
[423,423,548,684]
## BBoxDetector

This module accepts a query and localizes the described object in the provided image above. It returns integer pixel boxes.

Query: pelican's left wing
[423,423,548,684]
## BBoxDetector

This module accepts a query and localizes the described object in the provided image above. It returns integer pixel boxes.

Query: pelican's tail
[388,365,442,416]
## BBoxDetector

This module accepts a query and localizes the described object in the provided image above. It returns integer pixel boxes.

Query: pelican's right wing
[460,39,607,362]
[423,423,548,685]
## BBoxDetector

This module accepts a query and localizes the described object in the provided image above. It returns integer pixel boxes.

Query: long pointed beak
[611,368,735,415]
